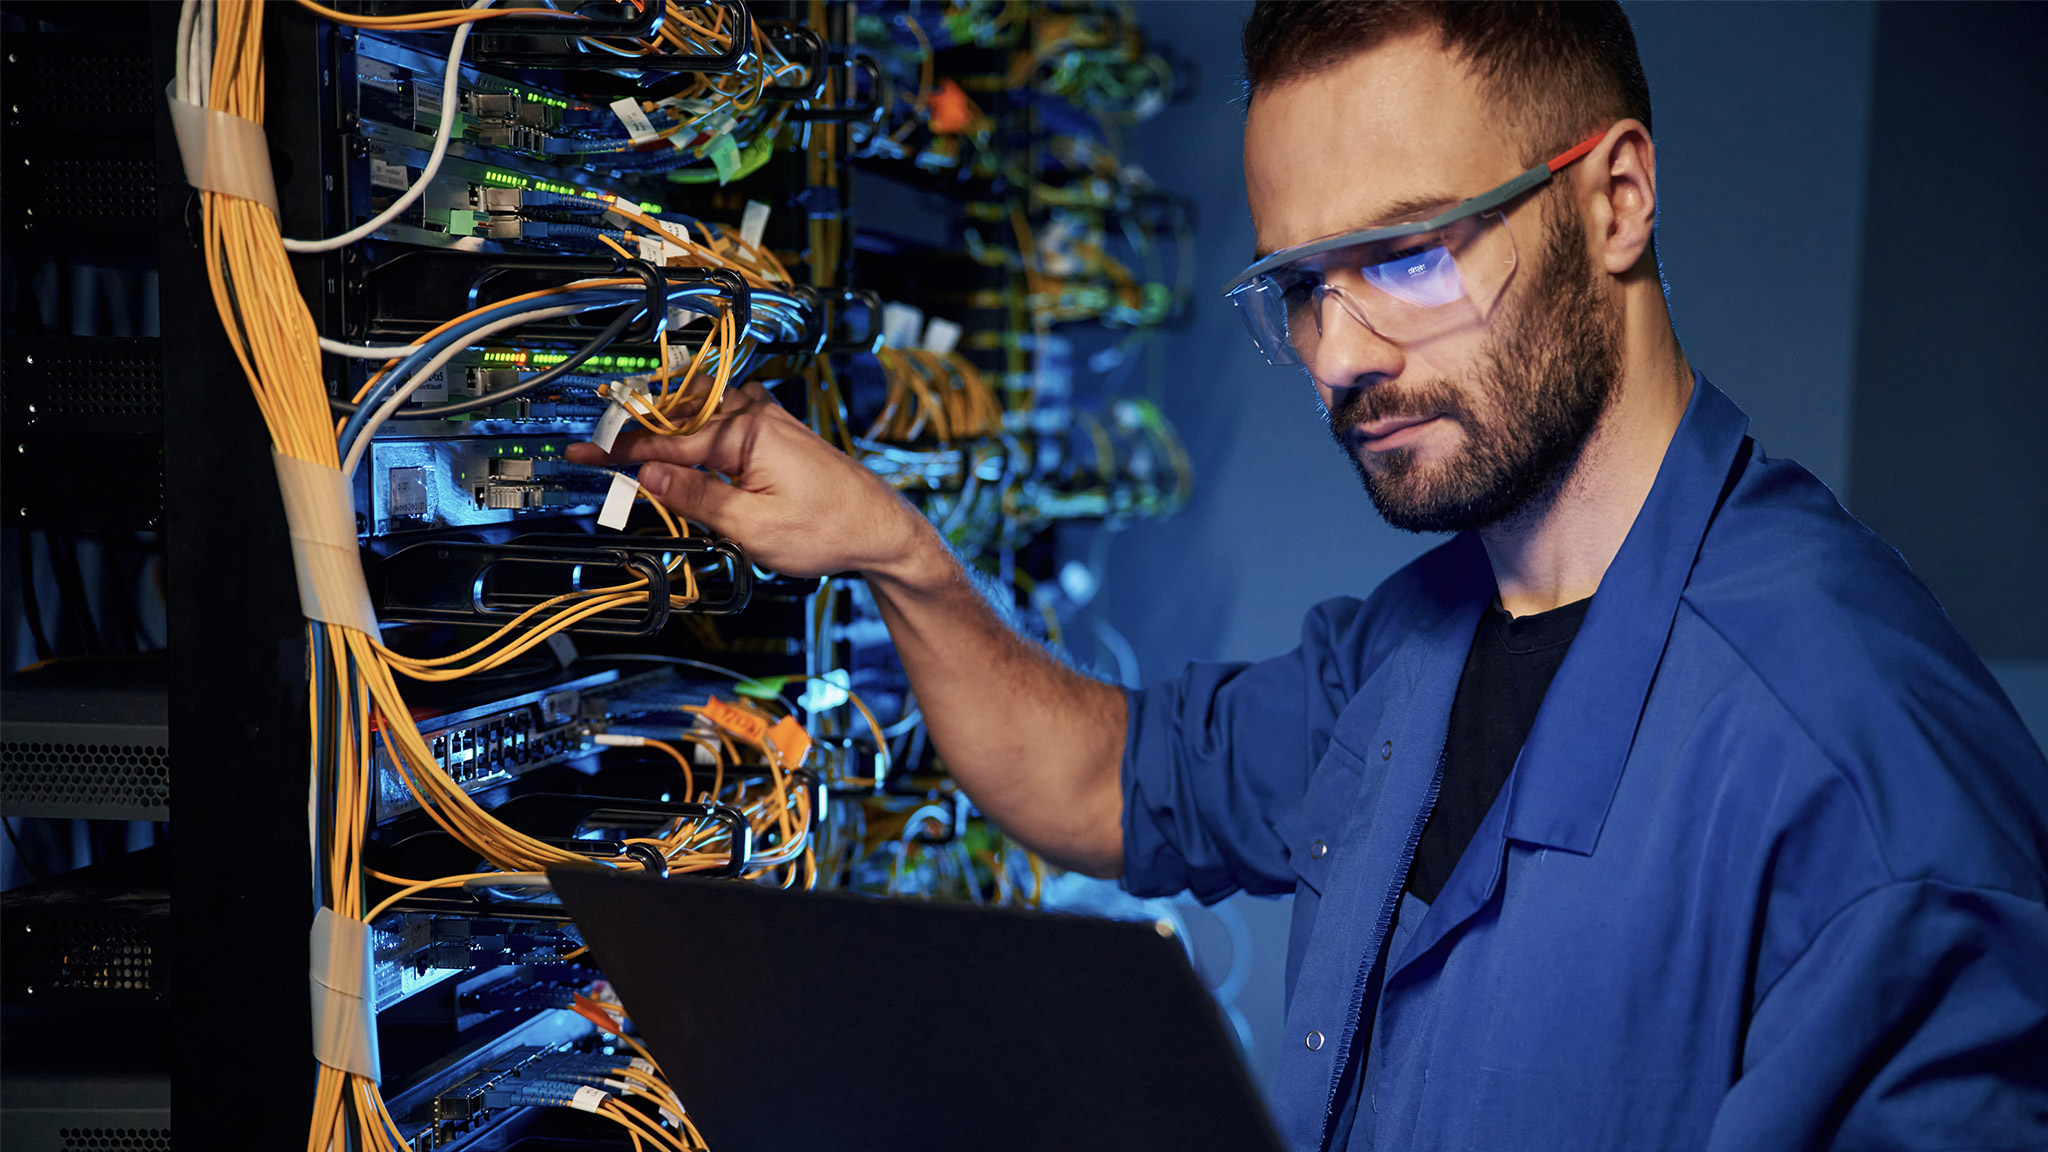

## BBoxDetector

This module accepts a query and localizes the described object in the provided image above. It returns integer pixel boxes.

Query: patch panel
[365,434,609,536]
[372,669,622,823]
[373,913,586,1015]
[377,1009,600,1151]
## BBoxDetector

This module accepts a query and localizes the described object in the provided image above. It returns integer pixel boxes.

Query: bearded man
[571,3,2048,1148]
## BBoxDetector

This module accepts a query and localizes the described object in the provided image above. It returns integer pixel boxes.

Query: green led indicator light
[512,445,525,454]
[639,201,663,214]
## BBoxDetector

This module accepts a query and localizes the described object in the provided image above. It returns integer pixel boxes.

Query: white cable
[319,336,427,361]
[340,301,591,476]
[174,0,198,105]
[194,0,214,108]
[281,0,496,253]
[321,272,628,362]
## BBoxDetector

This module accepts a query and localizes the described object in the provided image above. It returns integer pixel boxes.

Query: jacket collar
[1499,373,1751,855]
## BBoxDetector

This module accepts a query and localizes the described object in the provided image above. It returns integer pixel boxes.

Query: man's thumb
[639,461,739,535]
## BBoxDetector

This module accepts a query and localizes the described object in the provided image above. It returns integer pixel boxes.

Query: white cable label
[739,200,771,249]
[597,472,640,530]
[698,108,738,138]
[570,1085,608,1113]
[545,632,578,668]
[922,317,963,356]
[661,1106,684,1127]
[411,366,449,403]
[609,97,659,145]
[592,401,633,452]
[881,302,924,350]
[368,159,409,191]
[630,1057,655,1072]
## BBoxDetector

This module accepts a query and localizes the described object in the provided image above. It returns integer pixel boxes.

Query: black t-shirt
[1404,596,1591,904]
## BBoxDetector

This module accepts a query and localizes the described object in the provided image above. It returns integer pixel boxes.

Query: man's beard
[1326,202,1623,534]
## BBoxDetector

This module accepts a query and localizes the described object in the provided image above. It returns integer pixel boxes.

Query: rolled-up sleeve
[1120,599,1365,903]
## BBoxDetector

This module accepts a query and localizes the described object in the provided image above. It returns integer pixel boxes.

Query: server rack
[2,3,1196,1145]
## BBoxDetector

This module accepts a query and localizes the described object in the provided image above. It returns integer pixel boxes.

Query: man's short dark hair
[1241,1,1653,164]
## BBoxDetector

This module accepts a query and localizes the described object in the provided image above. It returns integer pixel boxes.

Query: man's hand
[565,382,939,585]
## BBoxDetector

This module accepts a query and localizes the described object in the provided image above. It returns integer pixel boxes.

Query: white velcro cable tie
[570,1085,610,1113]
[272,451,379,633]
[165,83,280,215]
[597,472,641,531]
[310,907,382,1081]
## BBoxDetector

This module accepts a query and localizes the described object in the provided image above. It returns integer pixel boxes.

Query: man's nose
[1309,286,1405,394]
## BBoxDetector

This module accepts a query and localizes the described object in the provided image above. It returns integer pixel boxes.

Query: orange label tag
[765,715,813,768]
[701,696,768,745]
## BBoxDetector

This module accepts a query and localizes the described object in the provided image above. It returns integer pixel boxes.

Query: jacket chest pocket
[1276,740,1375,895]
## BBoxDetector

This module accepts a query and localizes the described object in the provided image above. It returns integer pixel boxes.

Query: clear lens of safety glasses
[1227,211,1518,367]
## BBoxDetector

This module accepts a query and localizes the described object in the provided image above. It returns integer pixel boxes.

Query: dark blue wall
[1846,2,2048,661]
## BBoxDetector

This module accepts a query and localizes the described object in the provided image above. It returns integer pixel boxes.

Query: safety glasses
[1224,129,1608,367]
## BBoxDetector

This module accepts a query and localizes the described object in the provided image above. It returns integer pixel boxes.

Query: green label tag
[734,674,795,701]
[707,134,741,184]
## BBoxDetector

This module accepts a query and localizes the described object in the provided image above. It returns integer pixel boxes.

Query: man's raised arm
[568,383,1128,876]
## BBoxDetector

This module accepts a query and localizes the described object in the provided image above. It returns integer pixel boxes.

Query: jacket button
[1305,1030,1325,1051]
[1381,741,1393,760]
[1309,840,1328,860]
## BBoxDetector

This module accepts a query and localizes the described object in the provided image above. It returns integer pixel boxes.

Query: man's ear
[1581,119,1657,276]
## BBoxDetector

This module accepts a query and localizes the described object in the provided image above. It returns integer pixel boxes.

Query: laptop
[548,867,1288,1152]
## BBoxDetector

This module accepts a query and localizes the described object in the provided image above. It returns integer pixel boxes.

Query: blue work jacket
[1121,376,2048,1151]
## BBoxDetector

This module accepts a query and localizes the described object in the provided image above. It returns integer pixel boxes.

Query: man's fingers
[640,461,747,540]
[565,402,762,476]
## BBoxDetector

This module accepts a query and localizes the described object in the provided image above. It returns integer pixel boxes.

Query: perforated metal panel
[36,155,156,218]
[25,349,163,418]
[0,1112,172,1152]
[28,916,162,996]
[0,741,169,820]
[0,40,157,136]
[56,1129,173,1150]
[5,139,159,259]
[3,336,164,434]
[0,661,170,820]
